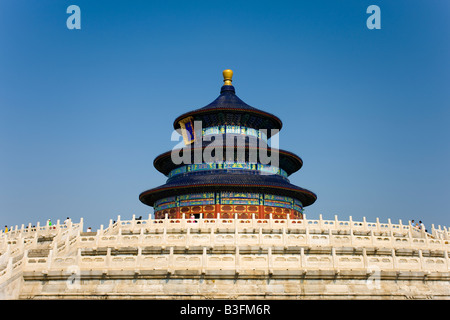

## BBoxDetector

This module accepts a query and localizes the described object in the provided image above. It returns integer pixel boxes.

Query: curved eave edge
[139,183,317,207]
[153,148,304,176]
[173,108,283,131]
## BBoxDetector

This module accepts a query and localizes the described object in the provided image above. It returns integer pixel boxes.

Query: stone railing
[2,215,450,288]
[0,219,83,287]
[1,219,84,243]
[73,228,450,252]
[101,214,449,241]
[21,244,450,279]
[17,215,448,279]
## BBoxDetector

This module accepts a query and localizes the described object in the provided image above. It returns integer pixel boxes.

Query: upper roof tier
[173,70,283,135]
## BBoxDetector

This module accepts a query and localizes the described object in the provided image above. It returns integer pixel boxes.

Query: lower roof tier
[139,171,317,208]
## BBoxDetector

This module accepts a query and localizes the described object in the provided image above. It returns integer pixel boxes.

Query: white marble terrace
[0,214,449,288]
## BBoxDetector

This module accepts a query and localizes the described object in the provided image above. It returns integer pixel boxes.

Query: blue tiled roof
[153,144,303,176]
[200,85,258,111]
[173,85,282,131]
[139,170,317,207]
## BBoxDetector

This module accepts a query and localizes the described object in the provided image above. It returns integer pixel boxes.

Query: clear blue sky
[1,0,449,230]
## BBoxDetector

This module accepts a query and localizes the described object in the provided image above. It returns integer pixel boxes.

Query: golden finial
[223,69,233,86]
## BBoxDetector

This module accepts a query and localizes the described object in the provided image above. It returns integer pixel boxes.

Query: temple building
[1,69,449,300]
[139,69,317,220]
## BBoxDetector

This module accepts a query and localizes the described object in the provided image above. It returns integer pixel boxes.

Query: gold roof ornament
[223,69,233,86]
